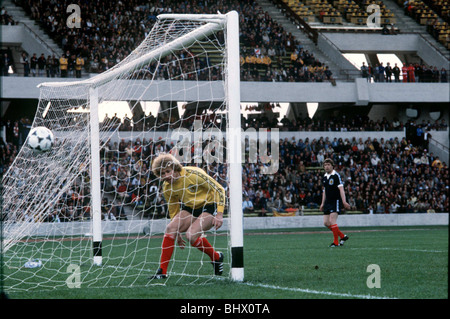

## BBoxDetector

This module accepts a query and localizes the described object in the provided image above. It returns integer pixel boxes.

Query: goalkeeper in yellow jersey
[149,153,225,279]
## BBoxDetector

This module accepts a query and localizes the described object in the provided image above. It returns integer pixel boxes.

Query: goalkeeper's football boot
[212,252,224,276]
[339,235,349,246]
[149,268,168,280]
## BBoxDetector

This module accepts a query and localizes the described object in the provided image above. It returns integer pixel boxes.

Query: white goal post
[2,11,243,291]
[225,11,244,283]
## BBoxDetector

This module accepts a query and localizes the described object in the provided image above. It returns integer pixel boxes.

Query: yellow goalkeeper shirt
[162,166,226,219]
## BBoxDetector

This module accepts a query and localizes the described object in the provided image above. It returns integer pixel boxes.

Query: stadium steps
[256,0,350,80]
[382,0,450,60]
[2,0,63,57]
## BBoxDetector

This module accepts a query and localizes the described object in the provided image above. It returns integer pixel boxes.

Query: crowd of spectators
[18,51,86,78]
[5,1,449,83]
[402,0,449,47]
[95,121,448,220]
[360,61,448,83]
[269,134,448,215]
[0,118,31,178]
[1,6,17,25]
[102,106,449,136]
[14,0,336,83]
[1,113,448,222]
[1,52,14,76]
[241,46,334,82]
[238,5,334,82]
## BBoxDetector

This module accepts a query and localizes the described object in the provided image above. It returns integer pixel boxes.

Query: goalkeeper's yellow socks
[193,236,220,261]
[160,234,175,274]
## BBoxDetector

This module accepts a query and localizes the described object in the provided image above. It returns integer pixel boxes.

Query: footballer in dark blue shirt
[320,158,351,247]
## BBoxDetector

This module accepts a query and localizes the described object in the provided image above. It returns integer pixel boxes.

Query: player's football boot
[212,252,224,275]
[329,243,340,247]
[149,268,168,280]
[340,235,349,246]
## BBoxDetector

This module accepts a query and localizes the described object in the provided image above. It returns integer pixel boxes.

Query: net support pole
[226,11,244,282]
[89,87,102,266]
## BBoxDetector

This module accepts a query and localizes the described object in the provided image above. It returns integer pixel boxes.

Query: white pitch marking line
[241,281,396,299]
[348,247,447,253]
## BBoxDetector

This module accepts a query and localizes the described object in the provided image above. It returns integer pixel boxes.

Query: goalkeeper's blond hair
[151,153,183,177]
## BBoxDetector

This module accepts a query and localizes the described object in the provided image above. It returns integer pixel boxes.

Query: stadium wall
[241,213,449,230]
[15,213,448,237]
[2,77,450,104]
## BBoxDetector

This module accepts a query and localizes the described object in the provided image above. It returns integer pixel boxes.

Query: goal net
[1,12,243,293]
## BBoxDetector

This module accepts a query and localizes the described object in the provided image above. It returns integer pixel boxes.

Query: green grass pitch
[3,225,448,300]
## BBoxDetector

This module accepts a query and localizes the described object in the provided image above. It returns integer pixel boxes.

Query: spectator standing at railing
[373,63,380,82]
[1,52,11,76]
[30,53,37,77]
[69,54,77,77]
[75,55,84,78]
[59,54,68,77]
[20,52,30,77]
[440,68,447,82]
[402,63,408,82]
[378,63,385,82]
[431,66,439,82]
[51,54,59,77]
[385,62,392,82]
[45,55,52,77]
[408,63,416,82]
[414,63,422,82]
[392,63,401,82]
[37,53,46,76]
[361,62,369,81]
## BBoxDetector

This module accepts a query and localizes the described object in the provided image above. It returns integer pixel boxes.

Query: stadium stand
[400,0,449,48]
[1,115,448,221]
[278,0,396,25]
[6,0,335,82]
[1,0,449,221]
[2,0,448,81]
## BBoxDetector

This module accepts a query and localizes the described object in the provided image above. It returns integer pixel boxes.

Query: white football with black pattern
[27,126,54,153]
